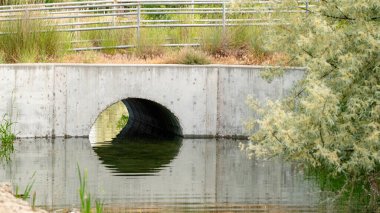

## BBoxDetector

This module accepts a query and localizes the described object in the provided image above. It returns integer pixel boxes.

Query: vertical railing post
[136,3,141,46]
[305,0,309,14]
[222,1,226,34]
[191,0,195,24]
[74,7,80,41]
[112,0,117,26]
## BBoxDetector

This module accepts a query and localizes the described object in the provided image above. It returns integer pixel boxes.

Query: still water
[0,138,327,212]
[0,101,344,212]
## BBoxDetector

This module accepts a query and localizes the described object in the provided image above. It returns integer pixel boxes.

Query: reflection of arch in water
[116,98,183,140]
[92,137,183,175]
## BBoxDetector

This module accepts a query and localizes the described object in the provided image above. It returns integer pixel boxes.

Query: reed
[77,164,104,213]
[15,172,36,201]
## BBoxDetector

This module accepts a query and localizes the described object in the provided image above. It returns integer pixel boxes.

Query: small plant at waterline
[14,171,37,208]
[0,115,16,162]
[77,164,104,213]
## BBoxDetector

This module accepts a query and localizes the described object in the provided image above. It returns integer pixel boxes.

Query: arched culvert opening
[116,98,183,140]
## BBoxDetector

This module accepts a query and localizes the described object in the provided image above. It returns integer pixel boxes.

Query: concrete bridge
[0,64,303,138]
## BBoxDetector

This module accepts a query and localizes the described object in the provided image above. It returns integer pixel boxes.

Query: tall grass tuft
[200,26,268,58]
[166,48,211,65]
[0,17,69,63]
[200,27,227,56]
[0,115,15,162]
[135,28,166,59]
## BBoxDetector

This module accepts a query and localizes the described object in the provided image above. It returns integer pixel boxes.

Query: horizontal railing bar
[53,22,286,32]
[0,12,138,21]
[0,1,310,14]
[0,0,280,10]
[70,43,200,51]
[0,9,303,21]
[52,18,282,27]
[56,25,138,32]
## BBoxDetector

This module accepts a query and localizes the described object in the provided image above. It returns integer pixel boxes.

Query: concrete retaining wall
[0,64,304,138]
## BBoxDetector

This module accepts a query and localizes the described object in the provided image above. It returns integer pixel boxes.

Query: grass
[77,164,104,213]
[0,15,70,63]
[0,115,16,162]
[135,28,166,59]
[14,172,36,201]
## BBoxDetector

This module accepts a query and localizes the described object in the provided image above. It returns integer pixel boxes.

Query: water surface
[0,101,347,212]
[0,137,328,212]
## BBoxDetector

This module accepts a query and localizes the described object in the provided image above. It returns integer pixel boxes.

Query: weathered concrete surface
[0,64,303,138]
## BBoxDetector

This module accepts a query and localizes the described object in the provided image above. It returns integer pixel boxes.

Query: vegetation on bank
[0,0,284,65]
[243,0,379,210]
[0,116,15,162]
[0,16,276,65]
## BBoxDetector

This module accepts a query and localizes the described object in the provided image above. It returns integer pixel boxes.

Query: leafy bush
[244,0,380,208]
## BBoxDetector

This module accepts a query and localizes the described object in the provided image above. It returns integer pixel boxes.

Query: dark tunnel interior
[116,98,183,140]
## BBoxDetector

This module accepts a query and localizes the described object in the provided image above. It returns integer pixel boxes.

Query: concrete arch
[0,64,304,138]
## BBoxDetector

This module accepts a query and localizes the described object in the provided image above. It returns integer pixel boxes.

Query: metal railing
[0,0,315,51]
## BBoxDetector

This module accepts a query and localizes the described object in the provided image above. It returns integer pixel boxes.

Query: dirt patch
[0,183,47,213]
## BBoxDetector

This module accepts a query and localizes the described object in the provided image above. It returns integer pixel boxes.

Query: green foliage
[244,0,380,207]
[77,164,89,213]
[116,114,129,129]
[305,167,376,211]
[0,116,15,162]
[95,199,104,213]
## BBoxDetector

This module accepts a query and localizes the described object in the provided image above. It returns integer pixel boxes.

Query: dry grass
[55,49,288,65]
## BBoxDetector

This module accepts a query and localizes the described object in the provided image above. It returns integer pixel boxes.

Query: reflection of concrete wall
[0,64,303,138]
[0,138,318,208]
